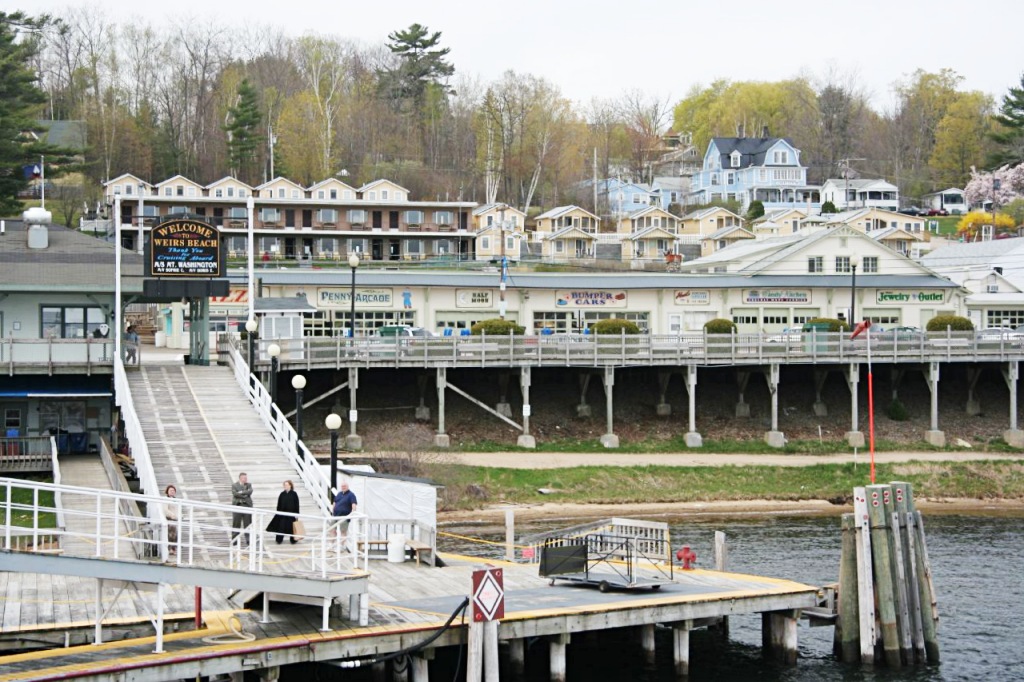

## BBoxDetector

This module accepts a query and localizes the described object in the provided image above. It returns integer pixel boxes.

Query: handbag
[292,519,306,540]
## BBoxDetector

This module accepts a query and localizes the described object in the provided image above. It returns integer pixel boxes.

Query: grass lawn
[931,215,961,236]
[0,484,57,528]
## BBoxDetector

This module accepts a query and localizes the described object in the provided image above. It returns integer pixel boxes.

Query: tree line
[7,9,1024,217]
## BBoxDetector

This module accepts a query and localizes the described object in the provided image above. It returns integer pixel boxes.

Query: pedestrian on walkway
[332,481,358,539]
[231,472,253,546]
[162,485,179,554]
[267,480,300,544]
[124,325,139,364]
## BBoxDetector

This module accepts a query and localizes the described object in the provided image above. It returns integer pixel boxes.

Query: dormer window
[773,150,789,165]
[730,151,741,168]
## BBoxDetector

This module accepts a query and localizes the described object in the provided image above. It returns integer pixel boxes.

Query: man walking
[231,472,254,546]
[332,481,358,539]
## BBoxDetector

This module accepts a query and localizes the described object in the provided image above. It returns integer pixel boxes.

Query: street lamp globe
[348,252,360,269]
[267,343,281,358]
[245,319,258,334]
[291,374,306,390]
[325,413,343,431]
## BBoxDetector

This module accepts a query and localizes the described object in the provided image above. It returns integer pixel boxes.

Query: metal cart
[539,532,674,592]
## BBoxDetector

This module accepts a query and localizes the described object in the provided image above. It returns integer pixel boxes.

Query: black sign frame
[145,216,225,278]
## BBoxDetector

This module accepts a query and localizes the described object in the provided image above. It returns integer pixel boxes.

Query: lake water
[435,513,1024,682]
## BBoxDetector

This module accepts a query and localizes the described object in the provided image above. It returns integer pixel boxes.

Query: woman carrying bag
[267,480,302,544]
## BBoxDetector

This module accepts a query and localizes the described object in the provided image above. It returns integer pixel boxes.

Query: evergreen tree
[990,74,1024,166]
[380,23,455,111]
[224,79,263,185]
[746,199,765,220]
[0,12,57,215]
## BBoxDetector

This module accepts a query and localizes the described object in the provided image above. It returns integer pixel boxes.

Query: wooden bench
[404,538,432,566]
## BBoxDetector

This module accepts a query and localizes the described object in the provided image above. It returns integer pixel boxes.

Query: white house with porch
[820,178,899,212]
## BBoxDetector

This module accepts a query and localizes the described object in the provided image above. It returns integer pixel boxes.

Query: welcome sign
[147,218,223,277]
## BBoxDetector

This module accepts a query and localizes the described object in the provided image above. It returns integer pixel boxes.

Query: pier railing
[114,356,161,521]
[0,476,367,577]
[0,436,56,473]
[523,517,671,564]
[225,329,1024,371]
[2,337,114,374]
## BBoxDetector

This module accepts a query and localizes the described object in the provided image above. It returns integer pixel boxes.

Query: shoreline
[438,496,1024,526]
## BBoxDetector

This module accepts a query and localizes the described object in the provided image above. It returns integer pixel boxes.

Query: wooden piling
[891,481,926,663]
[914,510,941,664]
[852,487,876,664]
[714,531,730,638]
[836,514,860,662]
[866,484,902,668]
[882,484,913,663]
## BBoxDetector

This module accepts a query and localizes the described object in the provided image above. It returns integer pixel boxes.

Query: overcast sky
[27,0,1024,110]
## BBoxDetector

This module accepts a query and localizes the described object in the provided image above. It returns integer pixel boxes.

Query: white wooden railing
[0,436,56,472]
[226,345,335,517]
[2,337,114,373]
[113,356,161,524]
[0,476,367,576]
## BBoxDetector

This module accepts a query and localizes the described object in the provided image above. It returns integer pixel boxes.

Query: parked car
[362,325,436,357]
[877,326,925,343]
[926,208,949,217]
[374,325,435,338]
[899,206,925,216]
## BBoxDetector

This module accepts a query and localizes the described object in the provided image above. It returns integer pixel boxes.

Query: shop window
[41,306,105,339]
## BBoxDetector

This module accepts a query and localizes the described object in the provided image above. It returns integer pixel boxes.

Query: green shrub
[821,200,838,214]
[887,399,909,421]
[590,318,641,334]
[470,318,525,335]
[805,317,850,332]
[703,318,737,334]
[746,200,765,220]
[925,315,973,332]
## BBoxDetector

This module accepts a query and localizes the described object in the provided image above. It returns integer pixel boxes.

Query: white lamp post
[325,413,343,494]
[267,343,281,403]
[348,252,360,340]
[291,374,307,440]
[245,318,258,370]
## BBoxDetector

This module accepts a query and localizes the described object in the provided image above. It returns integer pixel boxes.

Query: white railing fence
[113,356,161,525]
[226,345,335,517]
[1,337,114,371]
[0,476,366,577]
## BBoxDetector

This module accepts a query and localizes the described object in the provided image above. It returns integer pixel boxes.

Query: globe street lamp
[267,343,281,404]
[245,318,258,371]
[348,252,360,341]
[291,374,306,441]
[325,412,342,495]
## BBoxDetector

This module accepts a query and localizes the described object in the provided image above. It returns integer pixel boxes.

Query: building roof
[681,206,743,222]
[35,120,87,151]
[546,225,596,240]
[707,225,754,240]
[359,179,410,194]
[254,295,316,313]
[822,178,897,191]
[535,205,598,221]
[753,208,806,225]
[0,221,143,293]
[869,227,923,242]
[710,137,795,168]
[923,188,965,197]
[920,238,1024,288]
[629,225,677,241]
[472,203,526,217]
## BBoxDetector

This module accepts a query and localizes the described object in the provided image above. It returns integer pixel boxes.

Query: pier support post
[640,623,656,665]
[483,620,500,682]
[735,370,751,417]
[411,653,430,682]
[415,374,431,421]
[435,367,450,448]
[577,373,592,417]
[508,638,526,677]
[497,372,513,418]
[467,620,483,682]
[684,366,702,447]
[836,514,860,662]
[517,367,536,449]
[372,662,387,682]
[813,369,829,416]
[763,364,785,448]
[600,366,619,448]
[713,531,729,637]
[965,367,983,416]
[1002,362,1024,447]
[891,366,905,401]
[924,362,945,447]
[844,364,864,447]
[549,633,570,682]
[259,666,280,682]
[345,368,362,450]
[762,611,799,664]
[673,621,692,678]
[656,371,672,416]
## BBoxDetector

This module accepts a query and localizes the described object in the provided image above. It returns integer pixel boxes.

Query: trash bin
[802,322,832,353]
[154,331,166,348]
[387,534,406,563]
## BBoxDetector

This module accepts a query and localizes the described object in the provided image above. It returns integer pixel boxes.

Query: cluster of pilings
[835,481,939,667]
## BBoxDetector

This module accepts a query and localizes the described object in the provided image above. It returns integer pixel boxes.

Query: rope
[436,530,531,550]
[201,615,256,644]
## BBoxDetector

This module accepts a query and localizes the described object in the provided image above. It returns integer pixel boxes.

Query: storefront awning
[0,376,112,399]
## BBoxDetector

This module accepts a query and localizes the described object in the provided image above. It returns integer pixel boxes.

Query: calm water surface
[439,513,1024,682]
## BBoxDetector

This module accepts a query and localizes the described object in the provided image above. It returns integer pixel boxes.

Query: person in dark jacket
[267,480,300,544]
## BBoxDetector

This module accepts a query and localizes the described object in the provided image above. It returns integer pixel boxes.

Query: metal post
[270,356,278,405]
[247,327,256,370]
[113,196,122,363]
[295,387,303,440]
[247,196,255,322]
[850,263,857,327]
[330,428,339,494]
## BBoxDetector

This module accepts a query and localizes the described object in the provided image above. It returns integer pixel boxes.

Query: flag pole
[867,324,875,483]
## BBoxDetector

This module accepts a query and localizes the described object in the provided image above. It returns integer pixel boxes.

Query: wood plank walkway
[54,456,118,557]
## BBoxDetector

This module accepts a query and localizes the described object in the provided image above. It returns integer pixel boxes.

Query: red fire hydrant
[676,545,697,570]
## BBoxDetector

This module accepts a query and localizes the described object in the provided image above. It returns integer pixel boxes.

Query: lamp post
[325,413,342,496]
[292,374,306,441]
[245,318,258,371]
[348,252,360,340]
[267,343,281,405]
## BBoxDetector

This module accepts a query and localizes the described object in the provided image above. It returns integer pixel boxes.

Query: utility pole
[498,204,508,320]
[839,158,865,210]
[593,147,598,214]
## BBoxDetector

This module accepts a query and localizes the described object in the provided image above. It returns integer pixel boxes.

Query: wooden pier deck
[0,552,819,681]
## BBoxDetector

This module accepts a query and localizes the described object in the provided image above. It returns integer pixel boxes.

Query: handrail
[2,337,114,374]
[50,436,65,532]
[113,356,160,523]
[0,436,54,472]
[0,476,366,576]
[225,343,335,517]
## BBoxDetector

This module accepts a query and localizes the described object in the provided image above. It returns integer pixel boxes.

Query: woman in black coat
[267,480,300,544]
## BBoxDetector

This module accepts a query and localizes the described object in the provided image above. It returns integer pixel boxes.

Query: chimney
[736,123,744,138]
[762,126,770,138]
[22,206,52,249]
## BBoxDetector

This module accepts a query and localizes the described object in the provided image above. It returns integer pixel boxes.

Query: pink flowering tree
[964,164,1024,206]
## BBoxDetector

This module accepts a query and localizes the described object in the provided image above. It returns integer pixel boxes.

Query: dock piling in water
[836,513,860,662]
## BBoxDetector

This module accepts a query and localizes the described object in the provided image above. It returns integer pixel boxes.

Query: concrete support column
[497,372,513,418]
[813,370,829,416]
[965,367,983,416]
[762,610,799,664]
[549,633,570,682]
[577,373,592,417]
[656,371,672,416]
[763,364,785,448]
[1003,362,1024,447]
[435,367,450,448]
[517,367,536,449]
[684,365,702,447]
[600,366,619,448]
[735,370,751,417]
[673,621,692,678]
[924,362,945,447]
[508,638,526,678]
[345,367,362,450]
[640,623,656,665]
[844,363,864,447]
[411,654,430,682]
[415,374,431,421]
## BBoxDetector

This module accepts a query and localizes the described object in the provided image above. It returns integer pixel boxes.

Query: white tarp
[319,464,437,530]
